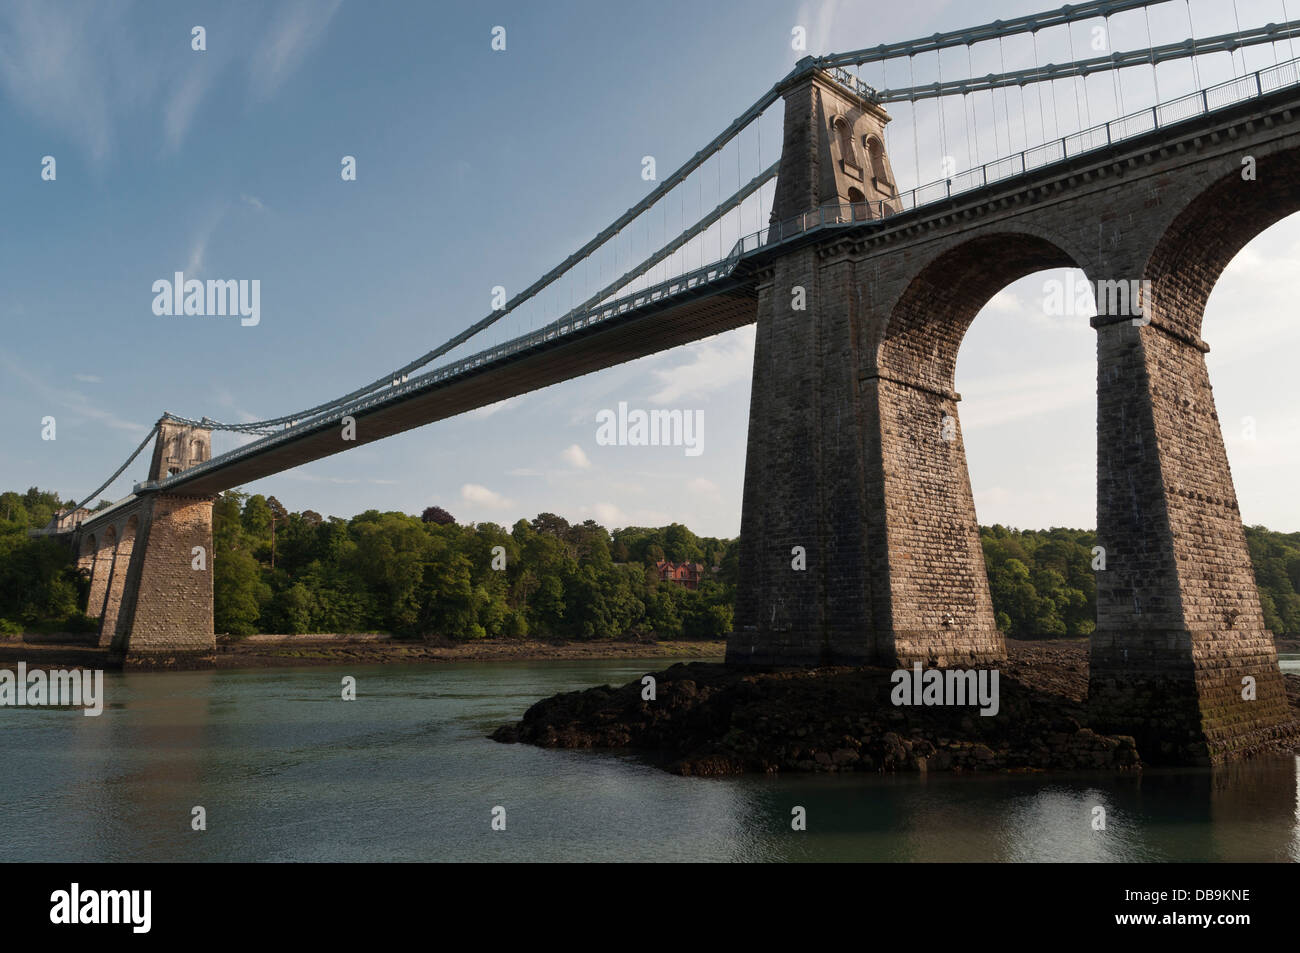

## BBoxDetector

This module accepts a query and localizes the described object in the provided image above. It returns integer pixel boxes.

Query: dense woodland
[3,486,1300,642]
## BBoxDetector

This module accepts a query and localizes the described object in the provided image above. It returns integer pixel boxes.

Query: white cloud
[186,231,209,276]
[958,360,1094,431]
[461,483,512,509]
[649,326,754,404]
[793,0,841,57]
[73,374,102,384]
[163,66,215,152]
[687,477,720,496]
[589,502,625,525]
[561,443,591,469]
[471,395,525,418]
[982,288,1028,316]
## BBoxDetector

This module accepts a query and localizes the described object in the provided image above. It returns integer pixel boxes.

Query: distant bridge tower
[148,415,211,481]
[74,416,217,667]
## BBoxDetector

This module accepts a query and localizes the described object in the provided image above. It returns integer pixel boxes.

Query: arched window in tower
[834,117,861,181]
[847,187,868,221]
[865,136,891,190]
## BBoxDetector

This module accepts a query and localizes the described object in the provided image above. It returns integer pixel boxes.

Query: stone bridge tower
[148,416,211,481]
[728,57,1297,765]
[74,415,217,667]
[768,59,900,227]
[731,61,1001,669]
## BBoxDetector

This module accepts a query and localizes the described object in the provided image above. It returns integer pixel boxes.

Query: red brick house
[654,560,705,590]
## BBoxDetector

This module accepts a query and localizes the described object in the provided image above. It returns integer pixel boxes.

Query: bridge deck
[159,280,758,498]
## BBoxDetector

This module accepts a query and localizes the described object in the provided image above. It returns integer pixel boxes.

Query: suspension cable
[1185,0,1202,91]
[74,424,160,511]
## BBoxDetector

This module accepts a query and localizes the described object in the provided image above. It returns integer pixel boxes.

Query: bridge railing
[728,53,1300,260]
[1262,56,1300,92]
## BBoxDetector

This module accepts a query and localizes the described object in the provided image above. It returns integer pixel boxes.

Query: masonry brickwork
[729,65,1300,762]
[96,516,136,648]
[78,420,216,668]
[84,529,113,621]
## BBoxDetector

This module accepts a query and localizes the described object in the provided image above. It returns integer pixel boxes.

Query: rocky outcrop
[492,640,1300,776]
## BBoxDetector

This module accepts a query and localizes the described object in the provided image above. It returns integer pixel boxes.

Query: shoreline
[217,636,724,668]
[0,636,725,671]
[3,633,1296,672]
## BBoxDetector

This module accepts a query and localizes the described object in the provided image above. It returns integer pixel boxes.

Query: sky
[2,0,1298,537]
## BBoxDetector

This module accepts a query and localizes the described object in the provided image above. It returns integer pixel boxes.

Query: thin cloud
[163,65,216,153]
[248,0,343,100]
[0,347,146,434]
[461,483,512,509]
[0,1,128,160]
[0,1,340,160]
[471,395,525,418]
[561,443,591,469]
[649,326,754,404]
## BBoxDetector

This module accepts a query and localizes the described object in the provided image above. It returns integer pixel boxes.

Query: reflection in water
[0,658,1296,862]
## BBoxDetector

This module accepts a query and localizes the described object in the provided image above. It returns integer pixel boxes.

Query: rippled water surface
[2,655,1297,862]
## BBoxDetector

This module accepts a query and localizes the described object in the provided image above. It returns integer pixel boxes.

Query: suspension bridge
[52,0,1300,762]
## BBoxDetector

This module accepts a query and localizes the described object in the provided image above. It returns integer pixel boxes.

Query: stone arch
[86,525,116,619]
[1144,145,1300,340]
[832,114,859,173]
[99,515,138,649]
[851,229,1091,668]
[77,532,97,576]
[878,231,1086,395]
[1086,150,1300,759]
[846,186,868,220]
[865,135,890,187]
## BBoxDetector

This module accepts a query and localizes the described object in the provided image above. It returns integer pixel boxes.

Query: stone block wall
[101,493,215,667]
[1090,316,1291,763]
[96,518,136,648]
[730,67,1298,761]
[732,244,880,664]
[866,378,1003,666]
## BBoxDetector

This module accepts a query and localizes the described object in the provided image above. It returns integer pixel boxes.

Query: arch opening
[879,233,1084,395]
[1145,146,1300,340]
